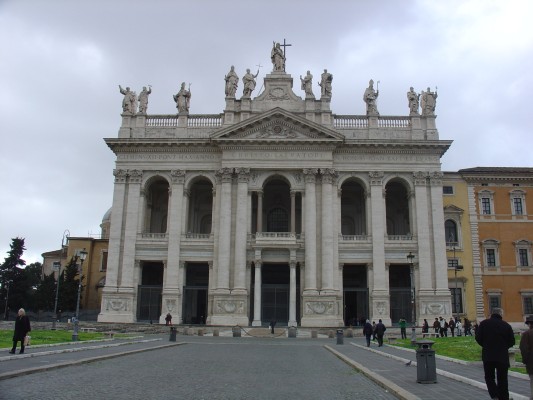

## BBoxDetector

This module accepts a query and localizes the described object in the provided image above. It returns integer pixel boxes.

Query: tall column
[120,169,143,290]
[181,189,190,234]
[369,171,390,325]
[215,167,233,291]
[429,172,450,292]
[162,170,185,322]
[289,260,297,327]
[290,190,296,233]
[303,168,318,293]
[321,168,337,292]
[413,171,432,291]
[233,168,249,292]
[252,260,262,326]
[257,190,263,233]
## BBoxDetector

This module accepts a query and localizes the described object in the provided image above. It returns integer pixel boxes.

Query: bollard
[311,330,317,339]
[169,327,177,342]
[345,328,353,338]
[198,329,204,336]
[232,326,241,337]
[288,326,297,338]
[328,330,335,339]
[183,327,189,336]
[336,329,344,345]
[213,329,219,337]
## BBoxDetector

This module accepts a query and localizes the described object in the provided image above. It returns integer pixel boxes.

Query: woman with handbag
[9,308,31,354]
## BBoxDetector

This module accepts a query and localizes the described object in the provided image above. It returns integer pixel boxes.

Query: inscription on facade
[118,153,218,161]
[227,151,330,160]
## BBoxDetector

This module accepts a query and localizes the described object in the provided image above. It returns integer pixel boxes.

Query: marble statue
[421,87,438,116]
[271,42,285,72]
[407,87,419,116]
[119,85,136,114]
[224,66,239,97]
[173,82,191,113]
[242,69,259,98]
[300,71,314,97]
[137,86,152,114]
[318,69,333,98]
[363,79,379,116]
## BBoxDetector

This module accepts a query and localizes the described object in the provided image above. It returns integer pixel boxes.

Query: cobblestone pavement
[0,337,398,400]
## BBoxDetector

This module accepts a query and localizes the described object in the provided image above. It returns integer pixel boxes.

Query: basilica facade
[98,46,452,327]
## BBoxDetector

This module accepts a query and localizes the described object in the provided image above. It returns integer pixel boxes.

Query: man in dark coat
[363,319,373,347]
[475,308,515,400]
[520,316,533,399]
[10,308,31,354]
[375,319,386,347]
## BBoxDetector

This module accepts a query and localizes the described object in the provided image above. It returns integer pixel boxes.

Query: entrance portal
[182,263,208,325]
[389,265,412,324]
[261,264,289,325]
[137,262,163,321]
[343,265,369,326]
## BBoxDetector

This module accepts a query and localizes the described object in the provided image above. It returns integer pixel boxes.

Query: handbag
[24,335,31,346]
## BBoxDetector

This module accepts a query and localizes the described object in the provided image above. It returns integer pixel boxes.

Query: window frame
[510,189,527,216]
[481,239,500,268]
[515,240,532,268]
[478,190,495,216]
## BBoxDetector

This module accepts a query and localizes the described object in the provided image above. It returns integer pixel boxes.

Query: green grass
[0,329,123,348]
[392,335,526,374]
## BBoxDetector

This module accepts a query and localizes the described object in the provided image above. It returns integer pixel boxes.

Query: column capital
[171,169,186,184]
[128,169,143,184]
[235,167,251,182]
[303,168,318,183]
[208,261,213,269]
[429,171,444,186]
[113,169,128,183]
[369,171,384,185]
[179,261,186,269]
[320,168,338,184]
[412,171,429,186]
[216,167,234,183]
[338,263,344,270]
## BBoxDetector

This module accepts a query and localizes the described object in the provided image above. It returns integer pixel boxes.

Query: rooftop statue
[407,86,419,116]
[318,69,333,98]
[173,82,191,113]
[137,85,152,114]
[118,85,136,114]
[271,42,285,72]
[363,79,379,116]
[224,66,239,98]
[300,70,314,98]
[242,68,259,98]
[421,87,438,116]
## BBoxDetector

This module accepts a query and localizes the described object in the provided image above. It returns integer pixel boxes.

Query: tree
[34,270,56,311]
[0,238,26,318]
[58,256,84,312]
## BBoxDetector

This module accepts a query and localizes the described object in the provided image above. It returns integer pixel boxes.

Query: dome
[102,207,112,223]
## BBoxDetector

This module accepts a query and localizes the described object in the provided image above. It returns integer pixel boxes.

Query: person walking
[165,313,172,326]
[449,317,456,337]
[9,308,31,354]
[399,318,407,339]
[375,319,386,347]
[520,316,533,400]
[475,308,515,400]
[363,319,373,347]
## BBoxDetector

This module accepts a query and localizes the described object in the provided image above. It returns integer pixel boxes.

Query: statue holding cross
[271,40,291,72]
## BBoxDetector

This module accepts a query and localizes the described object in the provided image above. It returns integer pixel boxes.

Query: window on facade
[445,220,458,245]
[524,296,533,315]
[510,190,526,216]
[101,251,108,272]
[489,295,501,313]
[514,198,524,215]
[443,186,454,195]
[481,197,491,214]
[519,249,529,267]
[486,249,496,267]
[451,287,463,314]
[267,207,288,232]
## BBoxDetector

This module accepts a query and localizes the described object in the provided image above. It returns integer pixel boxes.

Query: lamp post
[52,230,69,330]
[72,249,87,341]
[407,252,416,344]
[452,244,463,318]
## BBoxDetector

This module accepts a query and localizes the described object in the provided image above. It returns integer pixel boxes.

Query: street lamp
[52,230,69,330]
[451,244,463,318]
[72,249,87,341]
[407,252,416,344]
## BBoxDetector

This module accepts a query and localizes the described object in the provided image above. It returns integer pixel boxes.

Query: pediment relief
[443,204,464,214]
[211,108,344,143]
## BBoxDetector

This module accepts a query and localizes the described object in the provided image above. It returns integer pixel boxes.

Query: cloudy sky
[1,0,532,264]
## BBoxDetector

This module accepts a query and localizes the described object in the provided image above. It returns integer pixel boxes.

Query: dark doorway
[389,265,412,324]
[182,263,208,325]
[342,265,368,326]
[261,264,289,325]
[137,262,163,321]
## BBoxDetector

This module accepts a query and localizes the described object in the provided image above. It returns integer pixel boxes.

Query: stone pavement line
[0,338,162,362]
[350,343,529,400]
[0,342,186,381]
[325,345,421,400]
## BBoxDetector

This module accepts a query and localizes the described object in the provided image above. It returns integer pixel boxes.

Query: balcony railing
[184,233,212,239]
[340,234,369,241]
[387,234,413,240]
[140,232,167,239]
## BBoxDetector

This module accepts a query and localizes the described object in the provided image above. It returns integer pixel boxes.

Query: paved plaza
[0,330,529,400]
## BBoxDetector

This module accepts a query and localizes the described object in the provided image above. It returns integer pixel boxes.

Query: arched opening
[187,178,213,234]
[445,219,458,244]
[262,178,291,233]
[340,180,366,236]
[145,178,169,233]
[385,181,411,236]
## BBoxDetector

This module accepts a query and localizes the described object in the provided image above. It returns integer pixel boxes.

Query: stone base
[210,293,249,326]
[300,294,343,327]
[98,291,135,323]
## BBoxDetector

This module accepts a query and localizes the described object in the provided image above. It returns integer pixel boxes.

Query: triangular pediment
[211,108,344,143]
[444,204,464,214]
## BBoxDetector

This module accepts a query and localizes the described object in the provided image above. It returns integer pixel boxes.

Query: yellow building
[460,167,533,327]
[442,172,478,323]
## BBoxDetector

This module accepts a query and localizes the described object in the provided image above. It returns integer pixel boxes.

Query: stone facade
[98,53,452,326]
